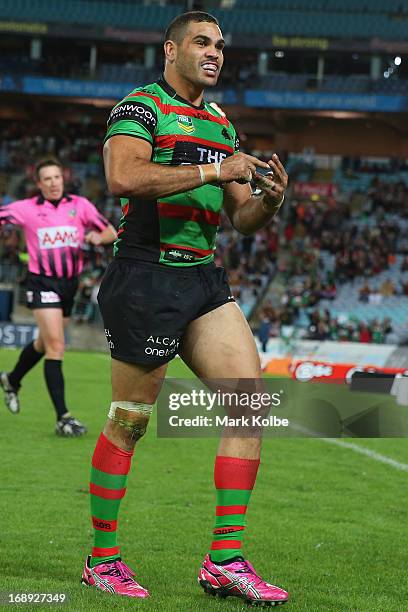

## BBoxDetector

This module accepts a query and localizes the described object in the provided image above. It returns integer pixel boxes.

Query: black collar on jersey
[157,76,206,110]
[36,193,73,206]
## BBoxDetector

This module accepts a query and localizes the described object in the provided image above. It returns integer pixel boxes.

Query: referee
[0,159,116,436]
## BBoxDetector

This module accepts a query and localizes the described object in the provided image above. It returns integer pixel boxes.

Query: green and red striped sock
[89,432,133,567]
[210,455,260,563]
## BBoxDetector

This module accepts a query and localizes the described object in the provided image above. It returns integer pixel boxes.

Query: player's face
[176,22,224,88]
[37,165,64,201]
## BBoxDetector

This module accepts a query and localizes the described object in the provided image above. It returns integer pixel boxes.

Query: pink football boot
[82,556,149,598]
[198,554,288,606]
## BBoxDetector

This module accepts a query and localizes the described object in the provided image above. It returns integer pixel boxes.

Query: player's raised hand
[219,152,270,184]
[253,153,288,209]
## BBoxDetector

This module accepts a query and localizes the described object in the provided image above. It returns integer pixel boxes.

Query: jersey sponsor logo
[26,291,33,303]
[235,135,240,151]
[172,141,230,166]
[146,336,179,346]
[69,209,77,217]
[221,127,232,141]
[197,146,228,164]
[163,248,196,262]
[177,115,195,134]
[40,291,61,304]
[38,226,79,249]
[144,335,180,358]
[108,101,157,134]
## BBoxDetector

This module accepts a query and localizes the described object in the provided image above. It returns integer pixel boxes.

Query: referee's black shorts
[26,272,79,318]
[97,258,234,366]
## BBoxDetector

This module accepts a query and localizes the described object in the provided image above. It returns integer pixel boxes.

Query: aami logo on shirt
[37,226,79,249]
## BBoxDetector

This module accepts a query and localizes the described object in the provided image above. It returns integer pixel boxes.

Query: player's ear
[164,40,177,63]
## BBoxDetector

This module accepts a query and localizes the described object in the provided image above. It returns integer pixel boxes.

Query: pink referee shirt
[0,194,109,278]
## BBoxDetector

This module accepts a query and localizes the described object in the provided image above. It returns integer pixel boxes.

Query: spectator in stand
[380,278,396,297]
[369,288,383,305]
[359,282,371,302]
[359,323,372,343]
[257,310,272,352]
[383,317,393,337]
[401,255,408,272]
[371,320,385,344]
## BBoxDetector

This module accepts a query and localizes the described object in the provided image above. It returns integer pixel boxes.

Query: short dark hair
[35,158,63,181]
[164,11,219,44]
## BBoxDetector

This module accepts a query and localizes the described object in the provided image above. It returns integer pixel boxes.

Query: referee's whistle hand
[84,231,103,246]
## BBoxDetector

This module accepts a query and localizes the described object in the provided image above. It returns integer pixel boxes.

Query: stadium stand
[0,0,408,39]
[254,155,408,345]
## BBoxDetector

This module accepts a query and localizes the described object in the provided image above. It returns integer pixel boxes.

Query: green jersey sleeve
[104,93,158,145]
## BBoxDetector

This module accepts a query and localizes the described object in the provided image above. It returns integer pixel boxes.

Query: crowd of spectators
[341,156,408,176]
[365,176,408,214]
[281,186,406,272]
[257,303,393,349]
[305,309,393,343]
[215,218,279,312]
[0,120,105,175]
[256,169,408,347]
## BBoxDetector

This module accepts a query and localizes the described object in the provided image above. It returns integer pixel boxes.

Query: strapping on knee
[108,401,153,439]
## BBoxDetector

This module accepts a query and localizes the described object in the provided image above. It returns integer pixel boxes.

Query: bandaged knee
[108,401,153,438]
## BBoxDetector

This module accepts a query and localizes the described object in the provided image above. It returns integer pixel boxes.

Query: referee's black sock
[44,359,69,421]
[8,341,44,388]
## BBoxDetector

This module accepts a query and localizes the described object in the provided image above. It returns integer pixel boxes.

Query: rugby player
[81,11,289,605]
[0,159,116,436]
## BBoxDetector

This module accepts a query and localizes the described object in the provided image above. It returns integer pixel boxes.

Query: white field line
[321,437,408,473]
[292,423,408,472]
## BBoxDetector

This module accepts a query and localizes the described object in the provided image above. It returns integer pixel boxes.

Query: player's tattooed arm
[223,154,288,235]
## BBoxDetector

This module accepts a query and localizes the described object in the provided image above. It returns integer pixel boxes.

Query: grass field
[0,348,407,611]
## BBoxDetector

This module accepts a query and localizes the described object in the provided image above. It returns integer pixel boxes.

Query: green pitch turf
[0,348,407,611]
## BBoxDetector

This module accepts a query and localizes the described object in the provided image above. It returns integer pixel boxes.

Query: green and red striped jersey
[105,78,239,267]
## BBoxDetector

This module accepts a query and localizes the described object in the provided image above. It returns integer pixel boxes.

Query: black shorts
[97,258,235,366]
[26,273,79,317]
